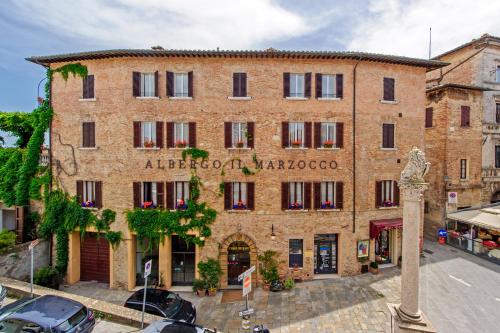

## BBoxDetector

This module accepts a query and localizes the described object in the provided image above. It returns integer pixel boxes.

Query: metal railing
[39,149,49,166]
[447,235,500,265]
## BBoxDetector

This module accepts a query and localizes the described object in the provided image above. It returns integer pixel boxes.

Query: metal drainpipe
[352,57,362,234]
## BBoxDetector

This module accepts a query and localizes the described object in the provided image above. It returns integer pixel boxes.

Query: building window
[174,122,189,148]
[496,146,500,168]
[289,239,303,267]
[174,73,189,97]
[382,123,395,148]
[425,107,433,128]
[460,159,468,179]
[232,122,248,148]
[232,182,248,209]
[289,122,305,148]
[82,75,94,99]
[322,75,337,98]
[175,181,189,209]
[383,77,395,101]
[289,182,304,209]
[82,122,95,148]
[320,182,335,209]
[140,73,155,97]
[140,121,157,148]
[233,73,247,97]
[461,106,470,127]
[496,104,500,124]
[496,66,500,83]
[376,180,399,207]
[290,74,305,98]
[321,123,336,148]
[142,182,157,207]
[82,181,95,206]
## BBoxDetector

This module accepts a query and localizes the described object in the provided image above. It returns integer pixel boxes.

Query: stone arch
[219,233,258,288]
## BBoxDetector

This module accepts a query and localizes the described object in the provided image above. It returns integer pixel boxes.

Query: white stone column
[398,184,426,321]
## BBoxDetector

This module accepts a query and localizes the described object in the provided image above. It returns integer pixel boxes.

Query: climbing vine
[39,189,120,274]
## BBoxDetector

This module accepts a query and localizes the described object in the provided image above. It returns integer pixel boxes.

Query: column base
[387,303,436,333]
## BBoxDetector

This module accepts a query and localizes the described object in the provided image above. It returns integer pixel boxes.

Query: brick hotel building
[27,49,445,290]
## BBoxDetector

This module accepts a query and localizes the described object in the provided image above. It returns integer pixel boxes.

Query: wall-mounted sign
[357,240,369,259]
[145,158,338,171]
[448,192,458,204]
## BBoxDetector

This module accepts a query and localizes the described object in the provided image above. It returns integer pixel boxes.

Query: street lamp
[270,224,276,241]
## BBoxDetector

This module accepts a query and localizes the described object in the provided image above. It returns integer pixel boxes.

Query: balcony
[482,167,500,180]
[483,123,500,135]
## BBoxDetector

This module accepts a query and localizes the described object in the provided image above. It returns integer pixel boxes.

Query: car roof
[127,288,174,303]
[159,320,200,333]
[5,295,84,328]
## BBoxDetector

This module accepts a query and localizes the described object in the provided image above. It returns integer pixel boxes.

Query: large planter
[196,289,206,297]
[369,267,379,275]
[207,288,217,297]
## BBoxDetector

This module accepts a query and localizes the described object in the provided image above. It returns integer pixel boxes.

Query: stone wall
[0,240,49,281]
[49,56,427,289]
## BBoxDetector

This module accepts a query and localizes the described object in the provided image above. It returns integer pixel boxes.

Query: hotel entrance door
[314,234,338,274]
[172,235,195,286]
[227,241,250,285]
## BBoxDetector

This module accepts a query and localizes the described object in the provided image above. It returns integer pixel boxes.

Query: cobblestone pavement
[61,240,500,333]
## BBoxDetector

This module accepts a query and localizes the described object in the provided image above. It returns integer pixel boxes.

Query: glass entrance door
[314,234,337,274]
[375,229,391,264]
[136,238,159,286]
[172,235,195,285]
[227,241,250,285]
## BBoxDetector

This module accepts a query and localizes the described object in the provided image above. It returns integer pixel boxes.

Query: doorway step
[169,286,192,292]
[313,274,340,280]
[378,263,395,269]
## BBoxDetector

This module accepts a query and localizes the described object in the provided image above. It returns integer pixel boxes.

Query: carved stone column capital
[399,182,428,202]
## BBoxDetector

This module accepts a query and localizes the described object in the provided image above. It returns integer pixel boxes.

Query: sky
[1,0,500,115]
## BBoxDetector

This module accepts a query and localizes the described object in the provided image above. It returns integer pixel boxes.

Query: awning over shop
[447,206,500,232]
[370,218,403,239]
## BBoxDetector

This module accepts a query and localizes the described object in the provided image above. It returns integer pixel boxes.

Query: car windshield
[141,290,179,312]
[53,308,86,332]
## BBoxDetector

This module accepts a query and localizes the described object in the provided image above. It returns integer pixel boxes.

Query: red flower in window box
[175,140,187,148]
[323,140,335,148]
[291,140,302,148]
[176,198,188,210]
[321,200,334,209]
[143,139,155,148]
[382,200,395,207]
[235,141,245,148]
[141,201,156,209]
[233,200,247,209]
[289,202,303,209]
[81,201,95,208]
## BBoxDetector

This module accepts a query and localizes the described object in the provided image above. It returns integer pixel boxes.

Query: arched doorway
[227,241,250,285]
[219,233,258,288]
[491,191,500,203]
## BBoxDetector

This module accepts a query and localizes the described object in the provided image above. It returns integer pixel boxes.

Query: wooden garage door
[80,233,110,283]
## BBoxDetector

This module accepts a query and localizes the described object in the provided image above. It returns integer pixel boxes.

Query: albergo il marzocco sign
[145,158,338,171]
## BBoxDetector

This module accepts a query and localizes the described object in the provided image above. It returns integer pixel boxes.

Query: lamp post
[270,224,276,241]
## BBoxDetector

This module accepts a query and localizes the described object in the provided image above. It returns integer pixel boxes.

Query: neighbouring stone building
[27,49,445,290]
[425,34,500,236]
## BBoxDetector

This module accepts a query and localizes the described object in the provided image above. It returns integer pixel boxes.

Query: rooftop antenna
[428,27,432,59]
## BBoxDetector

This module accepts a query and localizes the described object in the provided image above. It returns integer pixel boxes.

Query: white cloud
[7,0,314,50]
[347,0,500,58]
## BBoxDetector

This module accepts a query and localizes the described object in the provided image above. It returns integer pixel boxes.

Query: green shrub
[34,266,60,289]
[197,258,222,290]
[258,250,280,284]
[283,277,295,290]
[370,261,379,269]
[0,230,16,252]
[192,278,206,292]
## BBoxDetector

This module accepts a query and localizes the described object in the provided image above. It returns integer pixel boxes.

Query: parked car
[0,294,95,333]
[124,288,196,324]
[0,285,7,307]
[143,319,216,333]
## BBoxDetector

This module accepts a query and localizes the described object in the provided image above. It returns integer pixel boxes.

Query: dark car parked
[124,288,196,324]
[0,295,95,333]
[143,319,216,333]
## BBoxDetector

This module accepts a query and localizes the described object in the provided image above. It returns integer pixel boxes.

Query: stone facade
[43,52,433,290]
[425,34,500,235]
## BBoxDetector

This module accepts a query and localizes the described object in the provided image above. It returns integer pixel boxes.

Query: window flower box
[321,201,335,209]
[144,140,155,148]
[233,201,247,210]
[291,140,302,148]
[176,199,188,210]
[81,201,95,208]
[235,141,245,148]
[289,202,303,209]
[382,200,395,207]
[141,201,156,209]
[323,140,335,148]
[175,140,187,148]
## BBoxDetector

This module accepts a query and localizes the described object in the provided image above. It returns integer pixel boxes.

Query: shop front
[314,234,338,274]
[446,206,500,264]
[370,218,402,266]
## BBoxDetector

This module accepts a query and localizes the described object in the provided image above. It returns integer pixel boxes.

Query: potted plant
[257,250,280,290]
[176,198,188,210]
[233,200,247,210]
[283,277,295,290]
[291,140,302,148]
[197,258,223,297]
[289,202,303,210]
[141,201,156,209]
[369,261,379,274]
[321,200,334,209]
[236,141,245,148]
[175,140,187,148]
[323,140,335,148]
[144,139,155,148]
[382,200,394,207]
[192,278,206,297]
[81,201,95,208]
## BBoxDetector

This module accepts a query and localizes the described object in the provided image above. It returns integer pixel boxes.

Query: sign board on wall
[448,192,458,204]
